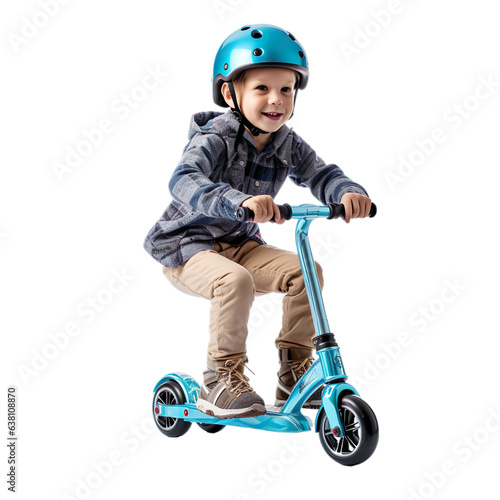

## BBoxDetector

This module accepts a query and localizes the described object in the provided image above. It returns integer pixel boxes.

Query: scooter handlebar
[235,203,293,222]
[328,202,377,220]
[235,202,377,222]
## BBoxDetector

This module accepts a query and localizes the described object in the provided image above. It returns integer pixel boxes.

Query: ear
[221,82,235,108]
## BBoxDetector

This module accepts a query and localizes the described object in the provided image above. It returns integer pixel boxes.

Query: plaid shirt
[143,110,368,268]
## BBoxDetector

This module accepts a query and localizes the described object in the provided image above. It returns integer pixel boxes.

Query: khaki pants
[162,240,324,371]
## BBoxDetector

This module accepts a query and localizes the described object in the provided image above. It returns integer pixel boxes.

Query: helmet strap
[289,85,299,119]
[228,81,270,137]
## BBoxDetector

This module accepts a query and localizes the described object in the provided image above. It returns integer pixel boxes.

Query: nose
[268,89,282,106]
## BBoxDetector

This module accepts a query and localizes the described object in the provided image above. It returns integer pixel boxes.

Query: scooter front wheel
[153,381,192,438]
[318,394,379,466]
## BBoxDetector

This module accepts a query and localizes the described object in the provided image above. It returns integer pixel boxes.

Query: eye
[282,87,292,92]
[256,85,267,90]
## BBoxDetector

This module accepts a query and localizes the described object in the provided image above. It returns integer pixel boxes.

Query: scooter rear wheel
[318,394,379,466]
[153,381,192,438]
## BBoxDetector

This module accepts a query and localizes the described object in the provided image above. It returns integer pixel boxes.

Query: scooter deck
[158,403,313,433]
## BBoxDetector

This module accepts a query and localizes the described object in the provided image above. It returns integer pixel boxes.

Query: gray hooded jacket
[143,109,368,267]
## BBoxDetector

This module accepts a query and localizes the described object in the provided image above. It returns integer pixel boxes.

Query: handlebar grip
[328,202,377,220]
[235,203,292,222]
[235,202,377,221]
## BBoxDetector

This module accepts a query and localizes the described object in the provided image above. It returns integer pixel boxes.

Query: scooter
[153,202,379,466]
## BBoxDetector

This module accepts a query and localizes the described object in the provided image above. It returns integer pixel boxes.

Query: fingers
[341,194,371,222]
[256,196,271,223]
[357,197,371,218]
[266,196,275,222]
[273,201,284,224]
[363,199,372,218]
[256,196,282,223]
[351,197,361,221]
[344,199,352,223]
[246,195,282,223]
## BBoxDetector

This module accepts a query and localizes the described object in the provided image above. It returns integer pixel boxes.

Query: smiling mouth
[262,112,283,120]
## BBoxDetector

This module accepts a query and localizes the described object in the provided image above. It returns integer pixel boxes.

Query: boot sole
[196,400,266,420]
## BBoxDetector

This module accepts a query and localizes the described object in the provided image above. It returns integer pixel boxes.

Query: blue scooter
[153,202,379,466]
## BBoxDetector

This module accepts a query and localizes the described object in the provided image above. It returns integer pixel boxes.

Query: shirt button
[255,181,260,187]
[282,159,288,165]
[239,160,245,166]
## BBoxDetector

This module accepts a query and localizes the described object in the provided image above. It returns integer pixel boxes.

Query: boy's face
[222,67,297,134]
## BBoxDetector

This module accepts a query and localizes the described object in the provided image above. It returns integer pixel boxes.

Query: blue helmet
[212,24,309,108]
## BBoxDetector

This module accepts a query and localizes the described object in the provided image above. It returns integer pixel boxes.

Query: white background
[1,1,499,499]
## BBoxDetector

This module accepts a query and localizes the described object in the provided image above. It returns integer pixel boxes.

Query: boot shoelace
[289,357,314,382]
[217,358,255,397]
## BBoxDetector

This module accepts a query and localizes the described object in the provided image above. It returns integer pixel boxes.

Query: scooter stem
[295,217,330,336]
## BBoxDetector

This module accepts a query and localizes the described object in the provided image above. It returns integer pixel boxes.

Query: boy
[144,24,372,419]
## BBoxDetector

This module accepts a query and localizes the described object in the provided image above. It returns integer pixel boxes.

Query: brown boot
[196,358,266,419]
[275,348,323,408]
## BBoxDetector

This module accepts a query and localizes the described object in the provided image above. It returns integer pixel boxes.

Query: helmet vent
[288,33,296,41]
[298,50,304,59]
[241,26,251,31]
[251,29,263,39]
[253,48,263,56]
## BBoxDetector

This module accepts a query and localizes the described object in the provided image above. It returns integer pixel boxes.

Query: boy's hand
[241,195,285,224]
[340,193,372,223]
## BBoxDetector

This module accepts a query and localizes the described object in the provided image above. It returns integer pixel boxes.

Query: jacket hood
[187,109,293,154]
